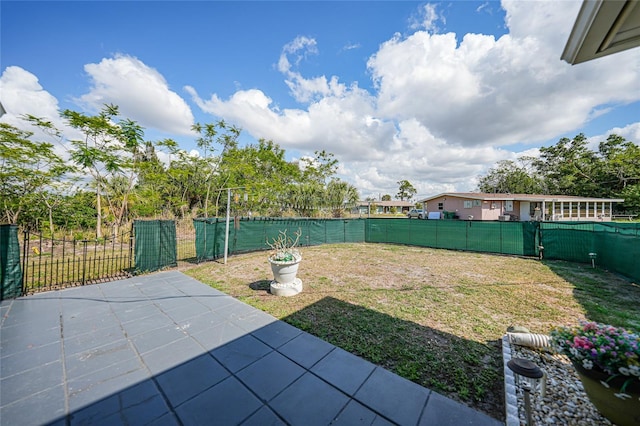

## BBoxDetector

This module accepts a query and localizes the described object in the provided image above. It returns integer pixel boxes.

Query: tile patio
[0,271,502,425]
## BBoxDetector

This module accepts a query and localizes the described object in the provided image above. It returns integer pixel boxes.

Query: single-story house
[417,193,624,222]
[356,200,415,215]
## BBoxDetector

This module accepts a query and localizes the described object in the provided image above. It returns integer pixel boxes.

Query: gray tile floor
[0,271,502,425]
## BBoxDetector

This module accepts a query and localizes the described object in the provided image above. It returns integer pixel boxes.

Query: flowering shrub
[550,321,640,395]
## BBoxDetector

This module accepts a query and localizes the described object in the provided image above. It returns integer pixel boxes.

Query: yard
[184,243,640,421]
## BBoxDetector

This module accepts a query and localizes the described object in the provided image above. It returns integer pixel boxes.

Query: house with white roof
[417,193,624,222]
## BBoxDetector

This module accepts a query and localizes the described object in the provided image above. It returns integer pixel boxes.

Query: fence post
[21,230,29,295]
[81,240,88,285]
[129,223,134,271]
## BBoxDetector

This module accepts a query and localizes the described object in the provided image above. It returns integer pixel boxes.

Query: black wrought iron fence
[20,230,134,294]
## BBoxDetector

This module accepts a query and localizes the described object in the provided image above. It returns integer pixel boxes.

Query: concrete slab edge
[502,334,520,426]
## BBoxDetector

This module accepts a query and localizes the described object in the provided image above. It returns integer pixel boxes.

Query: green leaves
[396,179,416,201]
[0,123,71,224]
[478,133,640,211]
[477,159,542,194]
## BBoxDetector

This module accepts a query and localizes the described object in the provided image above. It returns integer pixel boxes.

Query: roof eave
[562,0,640,65]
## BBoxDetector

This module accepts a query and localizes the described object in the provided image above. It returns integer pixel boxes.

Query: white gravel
[503,336,613,426]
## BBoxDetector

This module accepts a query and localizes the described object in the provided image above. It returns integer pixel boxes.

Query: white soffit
[562,0,640,64]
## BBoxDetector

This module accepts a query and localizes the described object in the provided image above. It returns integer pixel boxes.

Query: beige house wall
[425,196,510,220]
[423,196,616,221]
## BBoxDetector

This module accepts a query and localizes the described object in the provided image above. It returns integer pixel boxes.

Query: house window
[438,202,444,210]
[463,200,472,209]
[505,201,513,211]
[473,200,481,207]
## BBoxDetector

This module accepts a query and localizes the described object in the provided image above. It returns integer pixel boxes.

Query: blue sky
[2,1,639,200]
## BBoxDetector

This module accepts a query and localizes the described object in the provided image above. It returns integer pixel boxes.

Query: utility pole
[220,186,246,264]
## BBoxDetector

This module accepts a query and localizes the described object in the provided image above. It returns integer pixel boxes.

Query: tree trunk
[96,185,102,239]
[48,205,55,236]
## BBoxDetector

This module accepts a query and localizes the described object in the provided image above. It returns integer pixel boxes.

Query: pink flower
[573,336,593,349]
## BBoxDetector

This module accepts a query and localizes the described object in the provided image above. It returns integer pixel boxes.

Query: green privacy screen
[365,219,539,256]
[540,222,640,282]
[192,218,639,282]
[134,220,177,273]
[0,225,23,300]
[194,217,366,261]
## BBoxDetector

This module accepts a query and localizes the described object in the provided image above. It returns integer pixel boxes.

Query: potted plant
[266,228,303,296]
[550,320,640,426]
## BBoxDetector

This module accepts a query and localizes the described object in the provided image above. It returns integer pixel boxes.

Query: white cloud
[187,84,397,161]
[585,122,640,151]
[341,43,361,52]
[0,66,63,130]
[0,66,79,159]
[368,0,640,149]
[276,36,348,103]
[409,3,443,33]
[78,54,195,136]
[191,1,640,199]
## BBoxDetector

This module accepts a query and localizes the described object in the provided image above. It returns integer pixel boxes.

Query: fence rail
[20,230,134,294]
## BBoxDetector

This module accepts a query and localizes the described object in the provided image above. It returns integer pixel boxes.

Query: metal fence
[19,230,135,294]
[12,220,198,297]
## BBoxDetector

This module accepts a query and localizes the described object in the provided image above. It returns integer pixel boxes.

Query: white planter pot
[268,255,302,296]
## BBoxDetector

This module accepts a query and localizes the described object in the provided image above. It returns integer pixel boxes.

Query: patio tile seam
[0,300,13,327]
[415,389,434,426]
[0,382,65,412]
[186,345,365,424]
[342,366,412,425]
[253,351,403,425]
[110,317,185,424]
[60,311,71,420]
[125,304,249,419]
[249,329,303,350]
[95,283,182,422]
[322,365,405,426]
[0,350,63,381]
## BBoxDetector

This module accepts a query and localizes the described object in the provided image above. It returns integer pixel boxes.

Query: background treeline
[2,105,638,238]
[1,105,359,238]
[477,133,640,212]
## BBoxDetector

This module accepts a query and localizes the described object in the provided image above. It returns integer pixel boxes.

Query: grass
[183,242,640,421]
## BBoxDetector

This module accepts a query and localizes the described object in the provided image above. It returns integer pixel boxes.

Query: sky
[2,0,639,201]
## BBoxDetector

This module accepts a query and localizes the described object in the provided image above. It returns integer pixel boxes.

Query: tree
[299,150,338,184]
[381,194,391,201]
[598,135,640,189]
[597,134,640,211]
[64,106,146,237]
[619,184,640,213]
[534,133,602,196]
[287,182,324,217]
[28,105,145,237]
[192,120,240,217]
[0,123,71,225]
[52,190,97,231]
[216,139,300,216]
[477,158,542,194]
[325,179,360,217]
[478,133,640,213]
[396,180,416,201]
